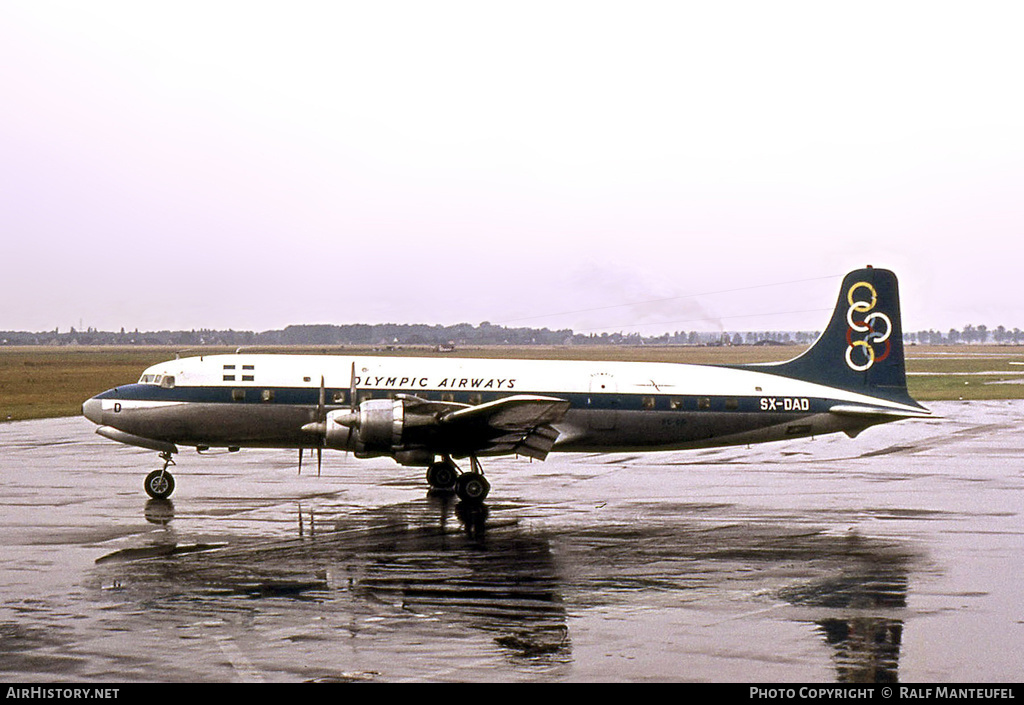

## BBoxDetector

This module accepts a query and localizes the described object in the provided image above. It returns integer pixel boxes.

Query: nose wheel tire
[144,469,175,499]
[455,472,490,503]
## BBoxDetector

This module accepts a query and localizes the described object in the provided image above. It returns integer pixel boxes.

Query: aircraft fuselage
[82,353,925,457]
[81,267,932,501]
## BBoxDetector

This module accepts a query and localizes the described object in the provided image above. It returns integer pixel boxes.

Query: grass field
[2,344,1023,422]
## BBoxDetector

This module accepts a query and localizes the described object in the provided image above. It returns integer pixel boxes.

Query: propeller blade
[317,376,326,476]
[349,361,357,411]
[298,447,303,475]
[318,376,326,421]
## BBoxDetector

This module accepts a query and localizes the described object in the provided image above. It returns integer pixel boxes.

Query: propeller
[316,375,325,476]
[301,363,361,467]
[299,375,327,476]
[333,361,361,430]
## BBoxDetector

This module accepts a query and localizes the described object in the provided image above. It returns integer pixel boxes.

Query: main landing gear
[144,452,176,500]
[426,455,490,503]
[140,450,489,503]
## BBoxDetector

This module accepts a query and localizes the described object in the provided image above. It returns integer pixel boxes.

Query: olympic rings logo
[844,281,892,371]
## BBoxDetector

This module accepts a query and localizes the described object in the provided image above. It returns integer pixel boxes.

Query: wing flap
[478,424,563,460]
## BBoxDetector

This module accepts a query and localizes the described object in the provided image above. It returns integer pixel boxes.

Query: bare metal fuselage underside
[84,383,880,461]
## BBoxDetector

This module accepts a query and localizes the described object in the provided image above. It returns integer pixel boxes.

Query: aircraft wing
[437,394,570,460]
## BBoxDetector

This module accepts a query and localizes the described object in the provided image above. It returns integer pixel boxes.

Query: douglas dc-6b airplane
[83,267,930,503]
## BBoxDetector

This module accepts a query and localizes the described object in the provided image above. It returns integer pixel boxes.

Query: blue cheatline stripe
[95,384,830,413]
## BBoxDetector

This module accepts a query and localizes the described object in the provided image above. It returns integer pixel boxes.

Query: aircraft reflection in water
[781,563,906,682]
[94,497,914,681]
[100,496,571,666]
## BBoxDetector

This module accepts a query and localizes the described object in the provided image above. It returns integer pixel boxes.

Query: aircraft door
[588,373,618,430]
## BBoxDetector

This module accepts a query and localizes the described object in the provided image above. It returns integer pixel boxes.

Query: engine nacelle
[353,398,404,450]
[323,409,353,449]
[324,399,412,454]
[393,449,435,466]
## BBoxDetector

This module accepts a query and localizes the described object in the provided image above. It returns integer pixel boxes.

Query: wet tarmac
[1,401,1022,683]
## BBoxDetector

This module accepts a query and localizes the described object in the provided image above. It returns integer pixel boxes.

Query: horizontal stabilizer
[829,404,934,420]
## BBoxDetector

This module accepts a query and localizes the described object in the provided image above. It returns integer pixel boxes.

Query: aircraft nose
[82,397,103,425]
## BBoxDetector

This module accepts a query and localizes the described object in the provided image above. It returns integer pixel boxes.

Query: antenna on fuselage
[175,347,212,361]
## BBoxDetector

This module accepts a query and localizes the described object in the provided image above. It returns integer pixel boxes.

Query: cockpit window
[139,374,175,388]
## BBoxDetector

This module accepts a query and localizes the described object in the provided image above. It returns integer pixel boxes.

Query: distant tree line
[905,325,1024,345]
[1,322,1021,347]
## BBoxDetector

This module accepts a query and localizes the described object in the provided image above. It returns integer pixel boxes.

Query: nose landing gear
[144,452,176,499]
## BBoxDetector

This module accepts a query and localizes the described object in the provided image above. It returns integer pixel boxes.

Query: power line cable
[495,273,842,328]
[573,307,832,334]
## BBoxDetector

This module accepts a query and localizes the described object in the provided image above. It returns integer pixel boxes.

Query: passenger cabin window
[698,397,711,410]
[332,391,347,404]
[262,389,275,402]
[725,398,739,411]
[670,398,684,410]
[642,396,656,410]
[232,389,246,402]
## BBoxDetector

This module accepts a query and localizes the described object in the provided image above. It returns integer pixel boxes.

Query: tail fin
[759,267,923,407]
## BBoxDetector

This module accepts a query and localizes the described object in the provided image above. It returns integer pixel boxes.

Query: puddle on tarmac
[2,403,1022,682]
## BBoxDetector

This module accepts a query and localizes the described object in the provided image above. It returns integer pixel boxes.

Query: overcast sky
[2,1,1022,335]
